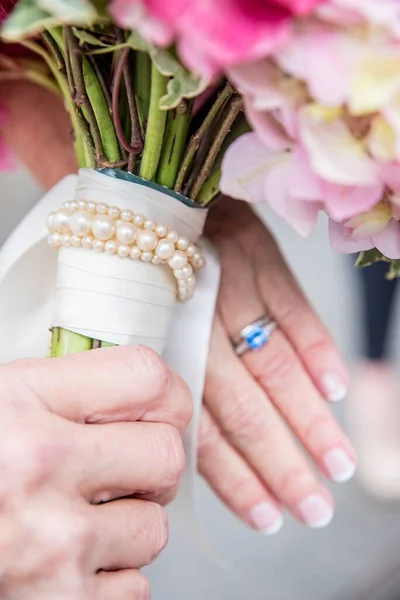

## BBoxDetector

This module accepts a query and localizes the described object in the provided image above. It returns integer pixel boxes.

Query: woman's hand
[0,347,192,600]
[198,198,354,533]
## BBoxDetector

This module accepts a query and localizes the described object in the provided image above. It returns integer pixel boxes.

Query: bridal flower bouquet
[1,0,400,361]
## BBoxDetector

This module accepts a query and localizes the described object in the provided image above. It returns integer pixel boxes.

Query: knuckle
[134,345,170,396]
[220,394,267,443]
[156,424,186,488]
[301,337,334,364]
[148,503,169,558]
[198,410,221,459]
[277,467,318,501]
[254,347,296,389]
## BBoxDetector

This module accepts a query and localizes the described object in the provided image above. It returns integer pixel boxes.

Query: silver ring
[233,316,277,356]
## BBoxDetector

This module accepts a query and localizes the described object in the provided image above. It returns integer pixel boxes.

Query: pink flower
[0,0,16,25]
[273,0,325,15]
[110,0,294,78]
[221,61,383,236]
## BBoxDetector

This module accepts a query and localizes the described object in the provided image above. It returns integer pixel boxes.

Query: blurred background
[2,167,400,600]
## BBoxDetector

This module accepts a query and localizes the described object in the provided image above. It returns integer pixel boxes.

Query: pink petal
[272,0,324,14]
[299,107,380,186]
[220,132,278,203]
[321,181,384,221]
[373,219,400,259]
[329,220,374,253]
[380,161,400,193]
[244,98,292,150]
[265,159,320,236]
[174,1,292,77]
[289,146,322,199]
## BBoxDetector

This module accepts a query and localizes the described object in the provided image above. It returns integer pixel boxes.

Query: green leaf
[126,32,209,110]
[355,248,390,268]
[1,0,98,41]
[151,48,208,110]
[72,27,109,47]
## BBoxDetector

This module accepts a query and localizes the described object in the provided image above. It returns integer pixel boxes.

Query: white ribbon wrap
[0,171,221,555]
[54,169,208,351]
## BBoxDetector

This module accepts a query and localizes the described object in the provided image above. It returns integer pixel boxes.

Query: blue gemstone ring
[234,316,277,356]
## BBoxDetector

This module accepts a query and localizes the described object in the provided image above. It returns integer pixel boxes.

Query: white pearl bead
[53,210,70,233]
[48,233,61,249]
[96,203,108,215]
[137,230,157,252]
[186,275,196,286]
[86,201,96,214]
[168,251,187,270]
[130,246,141,260]
[155,224,167,237]
[60,234,71,247]
[144,219,155,230]
[167,230,178,243]
[82,235,94,249]
[155,239,175,260]
[174,269,185,280]
[108,206,121,219]
[141,251,153,262]
[117,244,130,258]
[116,223,137,245]
[69,201,77,211]
[152,255,162,264]
[133,214,144,226]
[92,215,116,241]
[77,200,86,210]
[61,202,70,210]
[186,244,196,257]
[193,255,205,269]
[121,209,134,222]
[177,236,189,251]
[46,212,55,232]
[71,235,82,248]
[92,239,105,252]
[105,240,117,255]
[181,264,193,278]
[69,210,92,236]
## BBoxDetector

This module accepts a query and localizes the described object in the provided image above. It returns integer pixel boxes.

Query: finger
[198,406,283,535]
[0,81,76,190]
[255,226,349,402]
[91,500,168,571]
[78,422,185,501]
[207,198,349,402]
[95,570,150,600]
[215,240,356,484]
[5,346,192,433]
[204,317,335,528]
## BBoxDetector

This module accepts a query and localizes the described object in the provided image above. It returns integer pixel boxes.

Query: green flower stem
[156,100,191,189]
[82,56,121,164]
[21,39,88,168]
[174,82,234,194]
[135,51,151,132]
[140,62,168,181]
[51,328,93,357]
[100,341,116,348]
[190,96,243,200]
[196,114,251,206]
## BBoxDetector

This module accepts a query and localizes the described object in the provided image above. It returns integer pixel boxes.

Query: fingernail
[298,495,334,529]
[323,448,356,483]
[249,502,284,535]
[321,373,348,402]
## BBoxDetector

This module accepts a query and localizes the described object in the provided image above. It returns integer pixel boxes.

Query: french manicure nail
[323,448,356,483]
[298,495,334,529]
[321,373,348,402]
[249,502,284,535]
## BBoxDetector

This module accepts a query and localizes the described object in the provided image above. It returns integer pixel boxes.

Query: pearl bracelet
[46,200,206,302]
